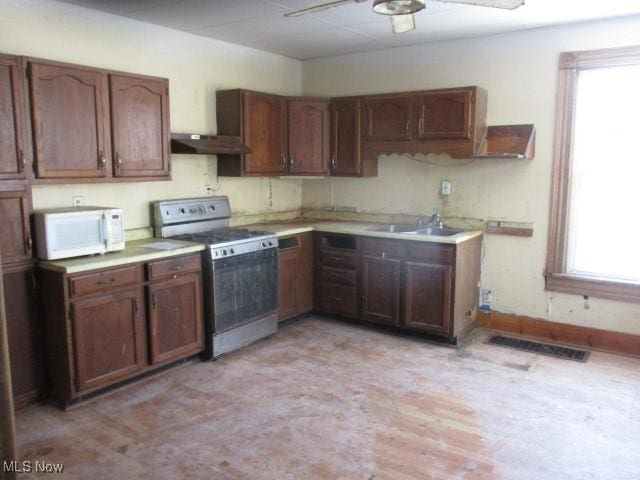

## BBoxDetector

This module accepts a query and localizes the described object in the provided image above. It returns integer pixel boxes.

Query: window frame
[546,45,640,303]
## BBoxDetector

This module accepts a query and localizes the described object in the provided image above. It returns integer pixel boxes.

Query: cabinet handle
[331,155,336,169]
[97,278,115,285]
[18,150,25,171]
[290,155,294,169]
[116,153,122,168]
[151,293,157,309]
[418,118,423,133]
[134,298,139,318]
[282,154,286,169]
[99,151,106,169]
[405,120,410,134]
[25,235,32,253]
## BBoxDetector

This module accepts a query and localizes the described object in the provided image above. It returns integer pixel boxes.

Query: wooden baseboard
[477,311,640,358]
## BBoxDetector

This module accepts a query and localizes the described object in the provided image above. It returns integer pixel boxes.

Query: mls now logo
[3,460,64,474]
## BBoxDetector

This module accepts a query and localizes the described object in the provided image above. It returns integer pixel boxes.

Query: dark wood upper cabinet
[0,55,27,180]
[402,261,452,336]
[361,255,401,326]
[109,74,170,178]
[148,272,203,365]
[0,187,32,266]
[4,263,43,408]
[29,61,109,179]
[414,89,472,140]
[217,89,287,176]
[330,98,377,177]
[287,98,329,176]
[363,94,413,142]
[70,288,146,393]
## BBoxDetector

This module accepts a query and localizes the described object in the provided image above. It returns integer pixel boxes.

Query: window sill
[545,272,640,303]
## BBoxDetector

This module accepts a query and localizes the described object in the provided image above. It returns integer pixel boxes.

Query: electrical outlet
[72,195,85,207]
[440,180,452,196]
[480,288,492,311]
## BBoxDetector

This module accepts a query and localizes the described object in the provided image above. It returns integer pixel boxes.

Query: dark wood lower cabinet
[361,255,401,326]
[314,232,481,343]
[403,261,453,335]
[71,288,145,392]
[4,262,43,408]
[148,273,203,365]
[40,252,204,406]
[278,233,314,322]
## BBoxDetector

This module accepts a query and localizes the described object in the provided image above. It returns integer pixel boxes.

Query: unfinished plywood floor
[15,316,640,479]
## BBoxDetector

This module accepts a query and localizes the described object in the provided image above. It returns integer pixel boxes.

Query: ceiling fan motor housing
[373,0,426,15]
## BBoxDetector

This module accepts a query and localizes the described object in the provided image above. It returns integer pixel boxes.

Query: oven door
[211,248,278,334]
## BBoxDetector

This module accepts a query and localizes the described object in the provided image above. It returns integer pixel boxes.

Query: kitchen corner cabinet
[314,233,481,344]
[330,98,376,177]
[27,59,170,182]
[3,262,44,409]
[0,55,28,180]
[216,89,329,177]
[287,98,329,176]
[360,86,487,160]
[39,253,204,406]
[278,233,313,321]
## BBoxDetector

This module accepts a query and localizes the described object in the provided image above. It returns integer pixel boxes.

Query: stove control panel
[211,237,277,259]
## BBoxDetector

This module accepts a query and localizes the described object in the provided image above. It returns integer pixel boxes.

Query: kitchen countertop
[245,219,483,244]
[38,239,206,274]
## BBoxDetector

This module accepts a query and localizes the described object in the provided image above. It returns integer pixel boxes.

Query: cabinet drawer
[320,282,358,317]
[147,254,201,281]
[362,238,406,259]
[320,265,356,286]
[406,243,453,265]
[68,265,142,297]
[320,248,357,269]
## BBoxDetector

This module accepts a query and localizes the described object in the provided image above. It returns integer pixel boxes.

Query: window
[546,46,640,302]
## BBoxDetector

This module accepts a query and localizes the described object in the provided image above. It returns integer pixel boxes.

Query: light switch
[440,180,452,196]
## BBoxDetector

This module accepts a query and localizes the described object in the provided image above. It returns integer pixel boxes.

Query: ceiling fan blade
[432,0,525,10]
[284,0,362,18]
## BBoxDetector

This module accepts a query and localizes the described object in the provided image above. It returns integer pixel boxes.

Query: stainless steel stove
[152,197,278,359]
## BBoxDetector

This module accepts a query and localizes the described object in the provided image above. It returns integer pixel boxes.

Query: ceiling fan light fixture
[390,14,416,33]
[373,0,425,15]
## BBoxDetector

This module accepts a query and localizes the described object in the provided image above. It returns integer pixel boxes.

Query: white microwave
[33,207,125,260]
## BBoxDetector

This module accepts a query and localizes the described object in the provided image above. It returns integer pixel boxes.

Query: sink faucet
[429,213,443,228]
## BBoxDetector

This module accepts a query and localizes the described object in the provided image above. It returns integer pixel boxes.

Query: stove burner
[170,228,272,245]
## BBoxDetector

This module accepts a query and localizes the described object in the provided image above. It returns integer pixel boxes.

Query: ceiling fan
[284,0,525,34]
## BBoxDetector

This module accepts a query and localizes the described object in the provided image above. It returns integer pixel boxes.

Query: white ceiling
[59,0,640,60]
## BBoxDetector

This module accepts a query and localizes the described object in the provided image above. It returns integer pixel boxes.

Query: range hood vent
[171,134,249,155]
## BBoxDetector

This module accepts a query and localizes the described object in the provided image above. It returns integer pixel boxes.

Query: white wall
[301,16,640,335]
[0,0,303,229]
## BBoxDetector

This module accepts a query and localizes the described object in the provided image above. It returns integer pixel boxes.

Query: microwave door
[49,213,107,258]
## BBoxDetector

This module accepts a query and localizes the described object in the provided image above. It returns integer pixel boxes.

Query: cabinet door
[0,189,32,266]
[0,55,27,180]
[330,98,361,176]
[110,74,170,178]
[278,247,298,321]
[361,255,401,326]
[71,288,145,392]
[29,62,109,179]
[243,91,287,175]
[403,261,452,335]
[4,264,43,407]
[415,90,472,140]
[364,94,412,142]
[288,98,329,175]
[148,273,203,365]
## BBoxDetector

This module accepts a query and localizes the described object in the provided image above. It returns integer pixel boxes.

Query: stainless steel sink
[415,227,467,237]
[370,224,422,234]
[369,224,468,237]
